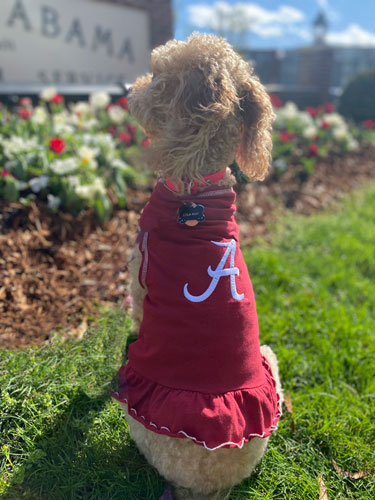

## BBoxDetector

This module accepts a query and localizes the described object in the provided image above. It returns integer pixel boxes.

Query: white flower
[75,177,106,199]
[31,106,48,125]
[281,101,299,120]
[95,133,115,148]
[347,138,359,151]
[274,102,303,127]
[71,101,91,116]
[53,111,69,126]
[77,145,99,169]
[297,111,314,127]
[78,145,99,160]
[67,114,80,126]
[80,118,99,130]
[274,113,286,129]
[15,180,28,190]
[82,134,93,145]
[273,158,287,172]
[50,157,78,175]
[89,91,110,109]
[54,123,74,135]
[320,113,345,128]
[66,175,80,188]
[111,159,131,171]
[108,105,126,124]
[303,125,318,139]
[29,175,49,193]
[82,133,112,147]
[47,194,61,210]
[332,127,349,141]
[40,86,57,101]
[92,177,106,194]
[3,136,38,158]
[74,185,92,199]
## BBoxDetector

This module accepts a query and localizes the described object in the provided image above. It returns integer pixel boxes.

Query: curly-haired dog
[113,34,283,500]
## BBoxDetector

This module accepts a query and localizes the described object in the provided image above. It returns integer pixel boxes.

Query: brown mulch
[1,148,374,349]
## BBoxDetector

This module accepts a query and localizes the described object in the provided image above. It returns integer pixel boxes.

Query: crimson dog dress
[113,181,281,450]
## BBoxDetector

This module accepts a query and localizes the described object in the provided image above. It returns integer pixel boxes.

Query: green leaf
[94,193,112,221]
[2,176,19,202]
[11,160,28,181]
[301,157,316,175]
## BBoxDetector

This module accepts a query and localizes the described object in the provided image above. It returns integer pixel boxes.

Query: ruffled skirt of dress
[112,356,281,451]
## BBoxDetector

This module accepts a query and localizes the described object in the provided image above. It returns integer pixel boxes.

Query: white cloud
[288,26,312,42]
[317,0,328,9]
[327,24,375,47]
[253,25,284,39]
[188,2,306,39]
[316,0,340,22]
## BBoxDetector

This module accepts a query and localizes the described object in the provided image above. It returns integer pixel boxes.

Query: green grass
[1,187,375,500]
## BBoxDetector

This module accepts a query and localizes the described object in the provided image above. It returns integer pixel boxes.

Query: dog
[113,33,283,500]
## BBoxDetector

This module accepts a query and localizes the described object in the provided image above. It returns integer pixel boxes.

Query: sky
[173,0,375,50]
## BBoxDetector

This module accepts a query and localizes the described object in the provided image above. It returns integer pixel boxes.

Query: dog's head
[129,33,274,184]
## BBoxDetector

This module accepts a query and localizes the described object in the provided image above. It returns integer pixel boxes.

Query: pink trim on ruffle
[112,357,282,452]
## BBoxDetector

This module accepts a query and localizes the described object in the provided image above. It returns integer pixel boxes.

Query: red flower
[127,123,136,137]
[308,143,319,156]
[321,120,331,129]
[49,137,66,154]
[51,94,64,105]
[19,97,32,107]
[141,137,151,148]
[279,131,296,143]
[324,103,335,113]
[1,169,12,177]
[269,94,283,108]
[108,125,117,136]
[363,119,375,129]
[118,132,132,146]
[18,108,32,120]
[116,97,128,110]
[305,106,319,117]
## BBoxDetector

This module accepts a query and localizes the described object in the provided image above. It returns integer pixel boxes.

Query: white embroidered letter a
[184,239,244,303]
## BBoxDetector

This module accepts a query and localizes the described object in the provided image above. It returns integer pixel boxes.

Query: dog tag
[178,202,205,226]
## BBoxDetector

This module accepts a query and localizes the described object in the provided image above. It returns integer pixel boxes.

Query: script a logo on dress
[184,239,244,303]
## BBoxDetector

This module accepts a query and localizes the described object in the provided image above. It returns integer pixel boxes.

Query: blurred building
[246,11,375,106]
[111,0,172,48]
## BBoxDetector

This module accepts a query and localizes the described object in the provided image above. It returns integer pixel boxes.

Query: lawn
[1,187,374,500]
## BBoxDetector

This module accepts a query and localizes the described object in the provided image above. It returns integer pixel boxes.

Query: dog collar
[165,169,227,194]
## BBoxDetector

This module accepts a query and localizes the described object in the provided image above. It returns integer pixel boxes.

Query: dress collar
[165,169,227,194]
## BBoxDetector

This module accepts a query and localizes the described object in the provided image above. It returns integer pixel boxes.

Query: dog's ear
[236,77,275,181]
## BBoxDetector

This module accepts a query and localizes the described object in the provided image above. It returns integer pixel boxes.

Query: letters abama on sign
[0,0,150,86]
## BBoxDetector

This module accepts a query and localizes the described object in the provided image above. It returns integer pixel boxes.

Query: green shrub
[338,70,375,123]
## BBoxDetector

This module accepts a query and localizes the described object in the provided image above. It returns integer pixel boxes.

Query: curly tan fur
[128,245,146,334]
[129,33,274,186]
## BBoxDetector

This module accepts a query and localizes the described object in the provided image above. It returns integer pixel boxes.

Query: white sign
[0,0,150,85]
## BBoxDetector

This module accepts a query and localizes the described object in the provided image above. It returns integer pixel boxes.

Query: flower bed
[271,96,375,177]
[0,88,149,221]
[1,91,374,223]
